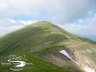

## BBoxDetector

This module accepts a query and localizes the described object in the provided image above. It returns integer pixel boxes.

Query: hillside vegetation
[0,21,96,72]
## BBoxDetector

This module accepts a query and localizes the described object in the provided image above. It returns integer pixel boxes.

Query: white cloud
[0,0,93,22]
[0,19,38,36]
[19,20,38,25]
[0,26,23,36]
[59,13,96,40]
[46,0,91,22]
[0,19,24,36]
[9,19,37,25]
[0,0,8,11]
[9,19,17,23]
[0,0,96,40]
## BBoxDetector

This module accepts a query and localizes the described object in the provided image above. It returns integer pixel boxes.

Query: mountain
[0,21,96,72]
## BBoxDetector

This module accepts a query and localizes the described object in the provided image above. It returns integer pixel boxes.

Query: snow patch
[59,50,96,72]
[59,50,74,62]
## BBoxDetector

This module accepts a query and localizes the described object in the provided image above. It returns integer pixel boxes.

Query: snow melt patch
[84,66,95,72]
[59,50,74,62]
[60,50,96,72]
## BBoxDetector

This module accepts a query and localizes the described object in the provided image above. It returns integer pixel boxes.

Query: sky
[0,0,96,41]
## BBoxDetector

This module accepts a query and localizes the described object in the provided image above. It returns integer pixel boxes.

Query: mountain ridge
[0,21,96,72]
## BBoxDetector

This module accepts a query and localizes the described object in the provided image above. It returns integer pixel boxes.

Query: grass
[0,21,91,72]
[0,54,72,72]
[0,22,69,56]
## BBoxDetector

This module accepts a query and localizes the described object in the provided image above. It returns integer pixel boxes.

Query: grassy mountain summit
[0,21,96,72]
[0,21,80,56]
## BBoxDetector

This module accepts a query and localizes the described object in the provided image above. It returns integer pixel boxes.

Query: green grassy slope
[0,21,80,57]
[0,21,87,72]
[0,54,72,72]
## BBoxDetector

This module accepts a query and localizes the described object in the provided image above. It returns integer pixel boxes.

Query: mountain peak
[0,21,96,72]
[29,21,54,27]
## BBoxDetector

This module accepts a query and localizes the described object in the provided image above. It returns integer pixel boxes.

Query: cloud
[59,13,96,40]
[0,0,8,11]
[0,19,23,35]
[0,0,96,40]
[0,19,38,35]
[19,20,38,25]
[9,19,37,25]
[9,19,17,23]
[0,0,94,22]
[0,25,23,36]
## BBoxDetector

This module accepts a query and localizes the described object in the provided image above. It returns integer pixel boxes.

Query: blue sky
[0,0,96,40]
